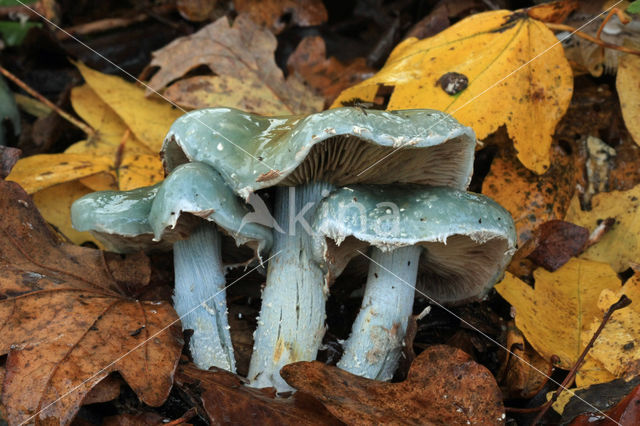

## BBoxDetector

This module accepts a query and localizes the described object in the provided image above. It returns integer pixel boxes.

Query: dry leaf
[287,36,374,106]
[498,322,551,399]
[233,0,327,34]
[565,183,640,272]
[174,363,341,425]
[77,62,182,151]
[148,14,323,114]
[0,180,183,425]
[585,276,640,378]
[495,258,622,386]
[526,220,590,272]
[6,64,169,244]
[569,382,640,425]
[332,10,573,174]
[163,75,296,115]
[281,345,505,425]
[526,0,579,23]
[617,52,640,146]
[482,145,577,246]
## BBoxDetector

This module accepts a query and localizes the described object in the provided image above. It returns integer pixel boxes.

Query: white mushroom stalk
[337,245,421,380]
[173,223,235,371]
[248,181,334,391]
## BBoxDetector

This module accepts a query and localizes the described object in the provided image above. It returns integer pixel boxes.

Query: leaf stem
[545,23,640,56]
[531,294,632,424]
[0,64,96,137]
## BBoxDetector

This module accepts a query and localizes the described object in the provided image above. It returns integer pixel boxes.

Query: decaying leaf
[526,220,590,271]
[525,0,579,23]
[569,382,640,425]
[565,182,640,272]
[174,363,341,425]
[281,345,505,425]
[233,0,327,34]
[0,180,183,425]
[287,36,375,107]
[495,258,622,386]
[483,145,577,246]
[148,14,323,114]
[498,322,551,399]
[332,9,573,174]
[6,63,171,244]
[584,275,640,379]
[617,51,640,146]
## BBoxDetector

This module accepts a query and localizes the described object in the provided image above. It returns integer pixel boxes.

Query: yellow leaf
[76,62,182,151]
[495,258,620,369]
[117,151,165,191]
[617,52,640,146]
[31,181,103,246]
[164,75,295,115]
[576,356,616,387]
[6,154,112,194]
[79,172,117,192]
[332,10,573,174]
[565,184,640,272]
[586,276,640,378]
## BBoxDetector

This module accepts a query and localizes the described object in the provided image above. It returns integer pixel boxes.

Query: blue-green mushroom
[162,107,476,390]
[312,185,517,380]
[72,162,272,373]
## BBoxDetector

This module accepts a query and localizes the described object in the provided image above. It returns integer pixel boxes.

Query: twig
[0,64,95,137]
[532,295,632,424]
[546,23,640,56]
[595,7,630,40]
[56,14,149,40]
[161,407,197,426]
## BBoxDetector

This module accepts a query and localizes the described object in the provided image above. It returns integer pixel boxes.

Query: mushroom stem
[337,245,421,380]
[173,223,236,372]
[248,181,334,391]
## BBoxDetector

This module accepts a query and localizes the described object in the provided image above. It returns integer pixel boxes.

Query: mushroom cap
[71,162,272,258]
[311,185,517,304]
[162,107,476,199]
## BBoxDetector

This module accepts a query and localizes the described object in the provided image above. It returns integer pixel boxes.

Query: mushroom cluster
[71,107,516,391]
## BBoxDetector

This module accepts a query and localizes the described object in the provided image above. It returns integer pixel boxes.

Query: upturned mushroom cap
[162,107,476,198]
[71,162,272,257]
[311,185,517,304]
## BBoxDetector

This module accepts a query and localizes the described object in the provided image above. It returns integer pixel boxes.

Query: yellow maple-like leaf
[331,9,573,174]
[565,184,640,272]
[586,276,640,378]
[76,62,182,152]
[495,258,620,371]
[617,52,640,146]
[7,64,171,244]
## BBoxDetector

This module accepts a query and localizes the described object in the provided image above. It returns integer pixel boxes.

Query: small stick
[162,407,197,426]
[57,14,149,40]
[532,295,632,424]
[595,7,631,40]
[546,23,640,56]
[0,64,95,137]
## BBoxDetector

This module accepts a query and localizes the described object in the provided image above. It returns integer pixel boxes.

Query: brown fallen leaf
[175,363,342,425]
[483,145,578,246]
[569,382,640,425]
[526,220,590,272]
[498,322,551,399]
[526,0,579,23]
[287,36,375,107]
[81,374,122,406]
[0,180,183,425]
[0,146,21,178]
[281,345,505,425]
[148,14,323,114]
[233,0,327,34]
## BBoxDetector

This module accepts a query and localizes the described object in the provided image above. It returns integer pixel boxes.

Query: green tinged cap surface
[162,107,476,199]
[312,185,517,304]
[72,162,272,256]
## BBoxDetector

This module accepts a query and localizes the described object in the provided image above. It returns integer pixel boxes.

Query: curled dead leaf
[0,180,183,425]
[281,345,505,425]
